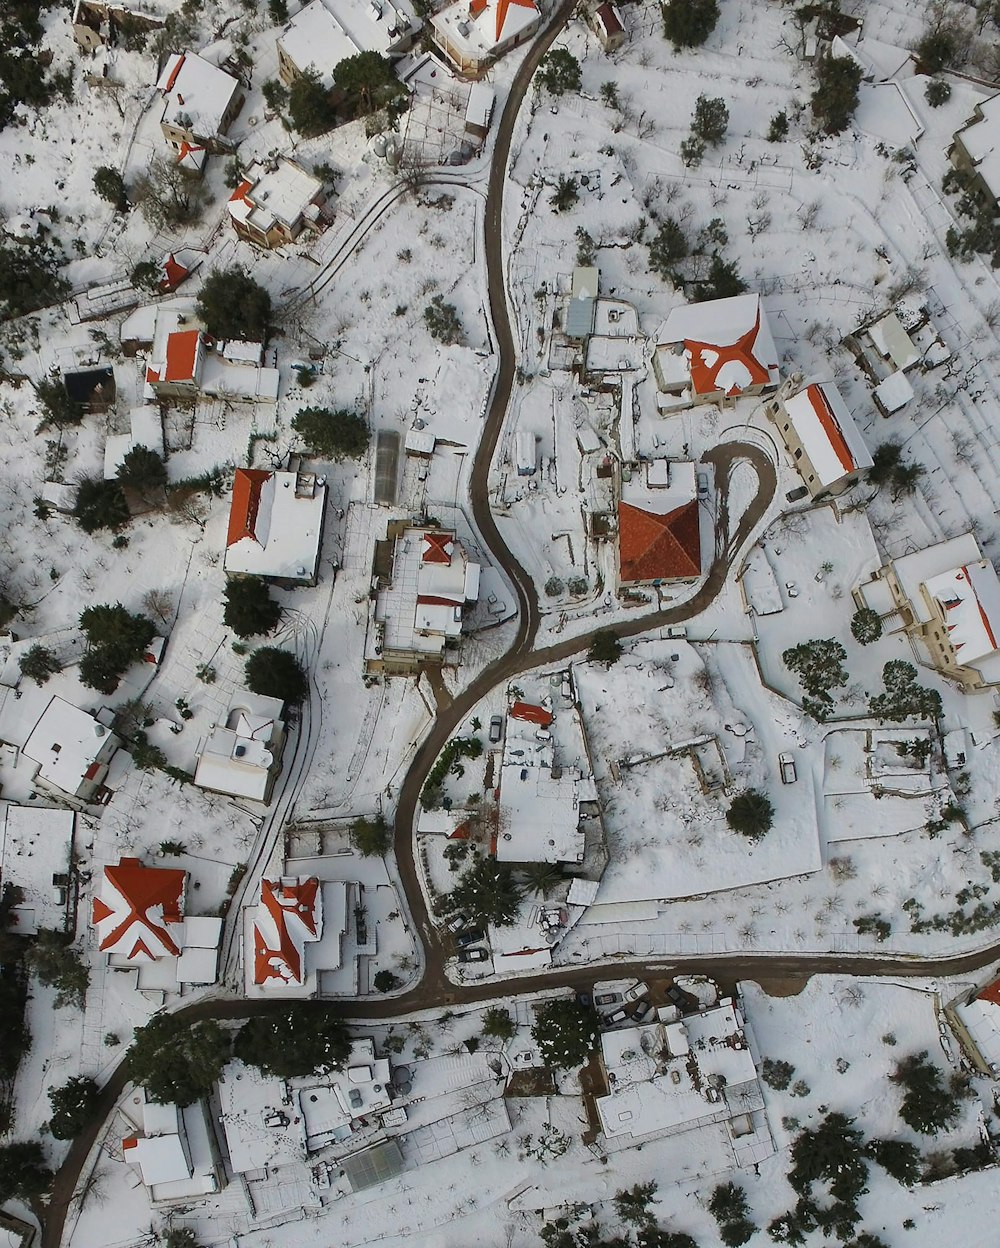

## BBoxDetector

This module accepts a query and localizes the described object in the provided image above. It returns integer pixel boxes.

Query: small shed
[873,370,914,416]
[565,266,599,340]
[63,366,116,413]
[465,83,495,140]
[593,2,625,52]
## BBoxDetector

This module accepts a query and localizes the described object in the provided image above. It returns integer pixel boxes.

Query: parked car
[786,485,809,503]
[489,715,504,744]
[697,471,710,499]
[623,980,649,1003]
[778,752,798,784]
[458,947,489,963]
[456,927,485,948]
[594,991,623,1007]
[604,1008,628,1027]
[666,983,695,1011]
[444,912,470,933]
[627,1000,655,1024]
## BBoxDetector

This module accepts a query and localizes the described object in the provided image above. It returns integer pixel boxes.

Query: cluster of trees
[869,660,942,724]
[132,155,208,230]
[28,927,90,1008]
[0,884,30,1086]
[647,213,745,300]
[708,1181,755,1247]
[292,406,370,459]
[78,602,156,694]
[449,857,522,927]
[0,240,69,322]
[0,1,72,131]
[770,1112,871,1244]
[782,637,848,721]
[74,447,168,535]
[424,295,464,345]
[868,440,925,500]
[245,646,309,705]
[0,1140,52,1201]
[531,997,598,1070]
[891,1050,964,1135]
[542,1181,697,1248]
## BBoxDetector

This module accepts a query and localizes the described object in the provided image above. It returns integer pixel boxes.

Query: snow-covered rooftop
[224,469,327,583]
[0,803,74,935]
[21,695,118,798]
[432,0,540,67]
[194,692,285,802]
[954,980,1000,1072]
[299,1037,392,1148]
[92,856,186,964]
[655,293,780,399]
[156,52,242,141]
[782,380,874,488]
[955,93,1000,202]
[924,560,1000,665]
[228,158,323,235]
[246,875,324,993]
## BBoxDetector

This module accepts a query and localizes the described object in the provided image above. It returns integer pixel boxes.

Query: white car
[779,752,798,784]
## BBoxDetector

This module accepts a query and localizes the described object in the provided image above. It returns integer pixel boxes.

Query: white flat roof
[0,803,74,935]
[957,93,1000,201]
[873,370,914,412]
[867,312,921,372]
[124,1131,190,1186]
[22,696,115,795]
[783,380,873,487]
[278,0,359,89]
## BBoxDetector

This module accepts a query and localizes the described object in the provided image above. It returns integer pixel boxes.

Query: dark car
[456,927,485,948]
[666,983,696,1012]
[459,947,489,963]
[489,715,504,744]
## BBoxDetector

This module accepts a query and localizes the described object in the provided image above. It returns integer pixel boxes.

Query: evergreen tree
[288,67,337,135]
[890,1051,961,1135]
[292,406,369,459]
[550,175,580,213]
[74,477,129,533]
[93,165,128,211]
[128,1015,230,1106]
[811,54,863,135]
[648,217,689,280]
[80,602,155,662]
[334,51,403,116]
[588,630,622,665]
[49,1075,100,1140]
[223,577,281,638]
[35,374,83,428]
[531,997,598,1069]
[782,637,848,720]
[234,1006,350,1078]
[0,1140,52,1200]
[245,646,309,704]
[450,858,522,927]
[521,861,562,897]
[660,0,719,49]
[373,969,401,992]
[537,49,582,96]
[28,928,89,1008]
[196,267,271,341]
[726,789,773,840]
[131,259,161,294]
[690,94,728,145]
[614,1181,658,1228]
[866,1137,922,1186]
[18,643,62,685]
[424,295,464,344]
[868,440,902,488]
[481,1006,516,1040]
[117,445,167,499]
[869,660,941,724]
[693,256,746,300]
[850,607,882,645]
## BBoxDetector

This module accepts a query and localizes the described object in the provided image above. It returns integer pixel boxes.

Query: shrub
[351,814,391,856]
[245,646,309,704]
[373,969,401,992]
[726,789,773,841]
[761,1058,795,1090]
[424,295,464,344]
[925,78,952,107]
[768,110,789,141]
[223,577,281,638]
[481,1006,516,1040]
[292,406,369,459]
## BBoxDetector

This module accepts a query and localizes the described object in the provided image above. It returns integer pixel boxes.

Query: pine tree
[223,577,281,638]
[245,647,309,704]
[531,997,598,1069]
[128,1015,230,1106]
[660,0,719,49]
[234,1006,350,1078]
[49,1076,100,1140]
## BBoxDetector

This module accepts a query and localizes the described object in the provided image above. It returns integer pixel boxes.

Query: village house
[651,293,780,409]
[950,93,1000,210]
[594,997,773,1165]
[564,266,599,342]
[224,466,328,587]
[227,158,328,249]
[155,52,244,154]
[0,804,75,935]
[591,2,626,52]
[244,875,348,997]
[194,691,286,803]
[91,855,222,988]
[277,0,419,92]
[765,378,873,500]
[22,696,120,806]
[947,977,1000,1075]
[71,0,163,52]
[859,532,1000,688]
[617,460,702,588]
[366,525,481,673]
[432,0,541,75]
[120,1087,223,1205]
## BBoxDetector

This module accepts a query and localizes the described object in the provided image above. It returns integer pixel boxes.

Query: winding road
[33,11,1000,1248]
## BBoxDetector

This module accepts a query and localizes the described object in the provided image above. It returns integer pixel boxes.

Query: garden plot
[575,639,822,906]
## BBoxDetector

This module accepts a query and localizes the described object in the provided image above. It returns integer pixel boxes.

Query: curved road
[35,14,1000,1248]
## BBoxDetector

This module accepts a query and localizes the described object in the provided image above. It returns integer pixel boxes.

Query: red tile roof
[510,701,553,726]
[163,328,201,383]
[253,877,321,987]
[978,978,1000,1007]
[493,0,535,41]
[618,498,701,583]
[162,53,185,94]
[92,856,186,960]
[802,383,856,474]
[159,253,190,293]
[229,178,253,205]
[421,531,454,565]
[227,468,272,547]
[686,306,770,398]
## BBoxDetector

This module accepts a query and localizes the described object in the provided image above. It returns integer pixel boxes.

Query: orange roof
[162,53,185,94]
[494,0,535,41]
[163,328,201,383]
[92,856,186,959]
[253,877,320,986]
[802,383,856,474]
[227,468,272,547]
[421,531,454,565]
[618,499,701,583]
[229,178,253,205]
[686,306,770,397]
[510,701,553,726]
[979,979,1000,1007]
[159,253,189,292]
